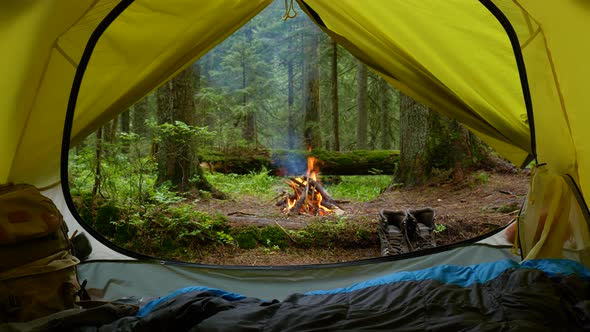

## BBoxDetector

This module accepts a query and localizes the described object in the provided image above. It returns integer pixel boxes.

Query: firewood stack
[276,176,344,215]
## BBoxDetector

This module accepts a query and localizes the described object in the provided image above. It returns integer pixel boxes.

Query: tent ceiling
[1,0,588,214]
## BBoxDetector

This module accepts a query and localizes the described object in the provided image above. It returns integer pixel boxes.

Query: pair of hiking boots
[378,207,436,256]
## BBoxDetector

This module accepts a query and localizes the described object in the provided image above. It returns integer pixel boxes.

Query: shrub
[473,171,490,185]
[327,175,391,202]
[292,218,378,249]
[232,226,261,249]
[94,203,120,237]
[260,226,288,249]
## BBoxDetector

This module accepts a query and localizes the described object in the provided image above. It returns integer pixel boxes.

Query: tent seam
[317,24,513,150]
[65,0,104,33]
[520,27,540,50]
[510,0,572,148]
[60,0,155,261]
[7,46,54,181]
[6,0,102,183]
[311,1,526,153]
[538,33,573,153]
[482,0,536,160]
[55,44,79,68]
[519,4,535,36]
[69,1,273,146]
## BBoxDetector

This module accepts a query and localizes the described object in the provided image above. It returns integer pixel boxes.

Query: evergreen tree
[302,18,321,149]
[395,93,490,187]
[356,60,368,149]
[329,39,340,151]
[132,96,149,138]
[155,66,224,197]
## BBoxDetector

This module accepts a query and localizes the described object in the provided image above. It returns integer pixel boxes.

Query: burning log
[277,175,343,215]
[276,150,346,216]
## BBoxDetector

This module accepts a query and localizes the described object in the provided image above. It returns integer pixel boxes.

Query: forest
[68,0,527,265]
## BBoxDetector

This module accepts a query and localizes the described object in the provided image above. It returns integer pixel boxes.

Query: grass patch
[326,175,391,202]
[206,170,390,203]
[473,171,490,185]
[205,168,284,200]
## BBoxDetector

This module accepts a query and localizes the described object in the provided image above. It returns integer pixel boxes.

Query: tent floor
[78,243,518,301]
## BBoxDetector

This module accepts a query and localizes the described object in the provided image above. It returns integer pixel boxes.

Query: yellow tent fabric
[0,0,589,260]
[300,0,590,260]
[0,0,272,187]
[298,0,531,166]
[491,0,590,261]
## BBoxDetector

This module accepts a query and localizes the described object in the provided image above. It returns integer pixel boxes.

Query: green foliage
[232,226,260,249]
[206,168,283,200]
[67,1,411,263]
[69,132,158,210]
[290,218,377,249]
[260,226,288,249]
[150,183,185,204]
[94,204,120,237]
[327,175,391,202]
[152,121,215,146]
[473,171,490,184]
[206,168,389,203]
[74,192,95,224]
[433,223,447,233]
[162,206,232,246]
[122,202,234,257]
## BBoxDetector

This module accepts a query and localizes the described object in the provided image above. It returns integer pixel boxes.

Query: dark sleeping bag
[13,259,590,332]
[83,259,590,331]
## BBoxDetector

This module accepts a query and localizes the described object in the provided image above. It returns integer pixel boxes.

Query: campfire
[276,152,344,215]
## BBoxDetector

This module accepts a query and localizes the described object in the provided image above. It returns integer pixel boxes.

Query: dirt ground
[193,171,530,266]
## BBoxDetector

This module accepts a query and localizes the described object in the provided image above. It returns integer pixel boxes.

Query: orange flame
[283,148,333,215]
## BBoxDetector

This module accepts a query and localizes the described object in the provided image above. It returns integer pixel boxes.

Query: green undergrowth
[327,175,391,202]
[71,168,389,262]
[73,189,380,262]
[205,169,391,202]
[205,168,284,201]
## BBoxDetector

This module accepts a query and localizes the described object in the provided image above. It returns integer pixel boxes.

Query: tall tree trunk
[356,61,368,149]
[102,117,118,145]
[92,128,103,198]
[287,23,296,150]
[120,110,130,133]
[193,62,207,128]
[202,52,214,85]
[155,67,224,198]
[428,112,475,183]
[379,77,392,150]
[193,62,201,92]
[303,21,321,149]
[287,56,296,149]
[396,93,430,186]
[242,28,256,145]
[132,96,149,138]
[330,39,340,151]
[395,93,492,188]
[120,109,131,153]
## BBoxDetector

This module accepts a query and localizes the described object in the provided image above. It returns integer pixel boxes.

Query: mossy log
[199,149,399,176]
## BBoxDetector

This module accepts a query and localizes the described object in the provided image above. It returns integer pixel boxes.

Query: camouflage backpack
[0,183,81,322]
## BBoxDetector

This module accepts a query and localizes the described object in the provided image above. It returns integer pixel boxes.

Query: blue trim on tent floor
[137,258,590,317]
[305,258,590,295]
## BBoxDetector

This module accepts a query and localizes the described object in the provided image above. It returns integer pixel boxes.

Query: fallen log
[200,149,399,175]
